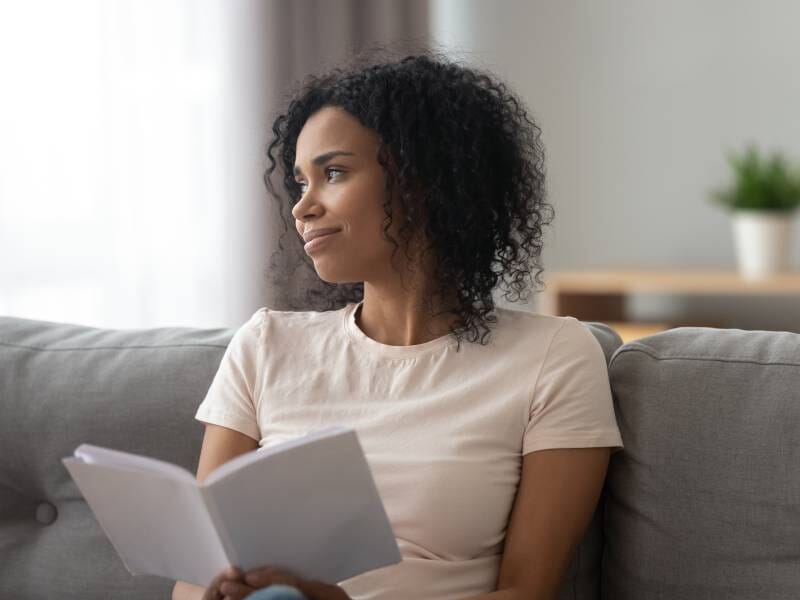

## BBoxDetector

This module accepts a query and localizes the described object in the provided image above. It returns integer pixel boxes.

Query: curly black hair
[263,46,554,350]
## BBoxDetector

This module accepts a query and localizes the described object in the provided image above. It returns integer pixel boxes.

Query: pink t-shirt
[195,300,624,600]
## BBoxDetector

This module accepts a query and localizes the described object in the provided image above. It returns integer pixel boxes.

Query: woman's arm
[171,423,260,600]
[487,447,612,600]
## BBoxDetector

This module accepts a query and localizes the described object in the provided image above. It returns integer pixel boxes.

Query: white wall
[433,0,800,331]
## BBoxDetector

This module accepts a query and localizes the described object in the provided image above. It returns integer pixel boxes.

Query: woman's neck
[355,287,460,347]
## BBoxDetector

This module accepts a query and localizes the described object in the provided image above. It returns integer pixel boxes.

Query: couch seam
[609,345,800,368]
[0,341,229,352]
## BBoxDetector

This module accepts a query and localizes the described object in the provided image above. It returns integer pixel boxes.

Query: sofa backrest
[6,313,796,599]
[604,326,800,599]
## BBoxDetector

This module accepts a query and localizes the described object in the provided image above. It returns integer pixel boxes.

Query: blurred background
[2,0,799,340]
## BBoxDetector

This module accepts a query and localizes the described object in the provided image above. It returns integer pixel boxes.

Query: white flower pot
[730,210,795,280]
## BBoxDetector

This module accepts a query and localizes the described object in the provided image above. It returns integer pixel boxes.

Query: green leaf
[709,144,800,212]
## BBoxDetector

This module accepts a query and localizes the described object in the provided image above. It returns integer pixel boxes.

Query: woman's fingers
[243,566,352,600]
[202,566,245,600]
[219,580,258,600]
[244,566,298,588]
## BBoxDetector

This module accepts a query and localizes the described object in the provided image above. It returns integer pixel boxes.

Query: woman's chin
[313,267,349,284]
[315,268,362,285]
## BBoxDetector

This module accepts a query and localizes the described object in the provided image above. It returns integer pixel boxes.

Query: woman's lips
[304,230,340,253]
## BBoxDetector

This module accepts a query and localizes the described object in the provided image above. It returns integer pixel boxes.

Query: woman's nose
[291,188,319,221]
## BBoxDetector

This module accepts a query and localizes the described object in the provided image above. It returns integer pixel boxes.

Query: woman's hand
[200,564,352,600]
[216,565,352,600]
[200,565,254,600]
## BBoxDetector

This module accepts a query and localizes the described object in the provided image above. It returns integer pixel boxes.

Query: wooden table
[538,268,800,342]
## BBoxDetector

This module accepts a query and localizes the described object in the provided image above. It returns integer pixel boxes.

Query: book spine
[199,486,238,567]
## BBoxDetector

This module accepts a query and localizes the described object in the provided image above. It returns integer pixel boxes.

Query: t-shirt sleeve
[194,308,266,442]
[522,317,624,455]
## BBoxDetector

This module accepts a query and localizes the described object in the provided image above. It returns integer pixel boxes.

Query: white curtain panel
[0,0,236,328]
[0,0,431,329]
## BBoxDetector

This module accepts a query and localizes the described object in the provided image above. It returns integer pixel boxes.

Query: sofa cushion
[604,326,800,599]
[0,315,233,599]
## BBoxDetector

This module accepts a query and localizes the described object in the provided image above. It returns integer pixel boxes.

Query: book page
[74,443,195,484]
[63,457,229,587]
[202,427,401,584]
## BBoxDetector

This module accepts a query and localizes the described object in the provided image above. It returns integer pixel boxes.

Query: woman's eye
[326,167,344,180]
[295,168,343,196]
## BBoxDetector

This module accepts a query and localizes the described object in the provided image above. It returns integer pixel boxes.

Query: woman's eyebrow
[293,150,355,176]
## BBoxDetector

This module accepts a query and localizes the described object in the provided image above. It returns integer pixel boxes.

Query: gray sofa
[1,313,798,599]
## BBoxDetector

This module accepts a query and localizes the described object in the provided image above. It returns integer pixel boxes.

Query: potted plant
[710,144,800,279]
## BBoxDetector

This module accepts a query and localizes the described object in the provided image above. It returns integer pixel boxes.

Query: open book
[62,425,402,588]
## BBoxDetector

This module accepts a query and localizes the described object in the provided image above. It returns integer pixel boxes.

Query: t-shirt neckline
[342,300,458,359]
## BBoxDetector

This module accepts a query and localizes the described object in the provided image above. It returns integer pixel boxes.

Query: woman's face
[291,105,410,284]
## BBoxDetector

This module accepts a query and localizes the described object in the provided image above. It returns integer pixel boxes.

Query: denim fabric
[244,584,308,600]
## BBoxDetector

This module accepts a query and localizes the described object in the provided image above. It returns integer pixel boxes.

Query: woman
[173,49,624,600]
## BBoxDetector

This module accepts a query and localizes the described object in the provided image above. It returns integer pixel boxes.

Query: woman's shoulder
[494,304,579,335]
[227,305,348,357]
[490,305,608,357]
[246,303,351,336]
